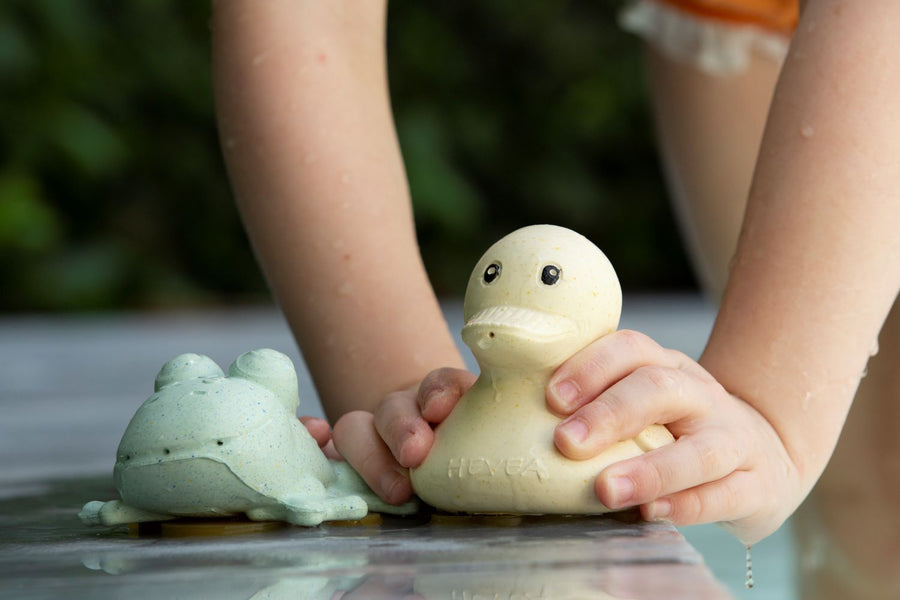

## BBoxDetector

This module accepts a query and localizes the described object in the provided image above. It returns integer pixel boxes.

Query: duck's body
[416,372,672,514]
[411,225,674,514]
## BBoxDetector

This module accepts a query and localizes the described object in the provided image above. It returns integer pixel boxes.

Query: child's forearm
[211,1,463,420]
[701,0,900,491]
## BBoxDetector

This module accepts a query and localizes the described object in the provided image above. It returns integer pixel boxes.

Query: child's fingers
[336,369,474,506]
[547,329,666,415]
[298,416,332,448]
[374,387,434,468]
[554,364,717,459]
[548,330,705,416]
[416,367,476,422]
[595,428,744,509]
[639,471,763,537]
[320,438,341,461]
[641,464,792,546]
[372,368,474,467]
[333,410,413,505]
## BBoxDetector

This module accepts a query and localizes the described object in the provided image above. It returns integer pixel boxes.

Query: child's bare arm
[211,0,464,420]
[549,0,900,543]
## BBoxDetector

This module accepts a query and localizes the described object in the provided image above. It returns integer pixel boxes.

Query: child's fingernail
[558,418,589,445]
[610,476,635,506]
[647,499,672,520]
[551,380,580,409]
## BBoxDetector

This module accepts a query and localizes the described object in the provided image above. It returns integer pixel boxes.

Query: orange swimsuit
[657,0,797,35]
[620,0,799,74]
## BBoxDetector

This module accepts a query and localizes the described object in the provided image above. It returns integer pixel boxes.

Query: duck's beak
[462,305,577,351]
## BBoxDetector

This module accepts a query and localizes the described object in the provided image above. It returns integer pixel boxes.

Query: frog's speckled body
[80,349,416,527]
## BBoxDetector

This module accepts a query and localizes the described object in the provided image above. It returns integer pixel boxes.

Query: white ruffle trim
[619,0,790,75]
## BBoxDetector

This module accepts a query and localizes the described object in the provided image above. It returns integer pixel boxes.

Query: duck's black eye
[541,264,561,285]
[483,263,501,284]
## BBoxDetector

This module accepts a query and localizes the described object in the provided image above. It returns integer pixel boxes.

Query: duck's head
[462,225,621,371]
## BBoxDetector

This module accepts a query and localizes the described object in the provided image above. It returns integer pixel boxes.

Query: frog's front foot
[79,500,175,527]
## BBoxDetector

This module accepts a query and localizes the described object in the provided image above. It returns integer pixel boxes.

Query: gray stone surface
[0,297,795,598]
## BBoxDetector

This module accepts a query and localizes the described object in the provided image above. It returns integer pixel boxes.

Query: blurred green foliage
[0,0,693,311]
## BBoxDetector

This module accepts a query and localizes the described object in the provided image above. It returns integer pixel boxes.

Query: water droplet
[801,390,813,411]
[340,171,352,184]
[800,123,814,138]
[745,545,754,589]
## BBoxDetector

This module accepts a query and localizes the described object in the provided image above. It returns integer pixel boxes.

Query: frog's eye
[541,264,561,286]
[483,263,501,284]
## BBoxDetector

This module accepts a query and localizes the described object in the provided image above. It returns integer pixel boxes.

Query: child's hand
[548,329,802,544]
[334,329,803,544]
[332,368,476,505]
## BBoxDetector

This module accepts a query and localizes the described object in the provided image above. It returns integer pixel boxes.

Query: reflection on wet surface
[1,476,732,599]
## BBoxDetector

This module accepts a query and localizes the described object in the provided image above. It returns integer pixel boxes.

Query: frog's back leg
[79,500,175,526]
[330,461,420,515]
[271,474,368,526]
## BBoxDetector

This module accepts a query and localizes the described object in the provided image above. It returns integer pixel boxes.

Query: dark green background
[0,0,695,312]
